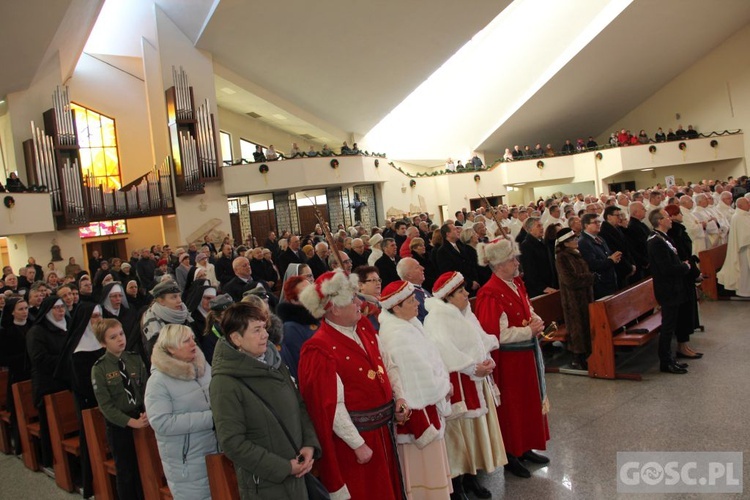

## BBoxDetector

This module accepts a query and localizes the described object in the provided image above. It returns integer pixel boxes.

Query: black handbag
[240,380,330,500]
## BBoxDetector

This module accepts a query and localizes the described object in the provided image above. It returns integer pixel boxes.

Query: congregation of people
[233,141,377,166]
[1,173,749,499]
[499,124,704,162]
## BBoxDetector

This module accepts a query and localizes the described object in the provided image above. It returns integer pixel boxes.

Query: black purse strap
[239,379,300,454]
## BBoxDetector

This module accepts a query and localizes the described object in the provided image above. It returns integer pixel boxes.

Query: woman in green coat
[210,301,321,499]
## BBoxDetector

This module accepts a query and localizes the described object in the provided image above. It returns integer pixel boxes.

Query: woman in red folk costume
[378,280,453,499]
[473,238,550,479]
[424,272,507,499]
[297,270,406,499]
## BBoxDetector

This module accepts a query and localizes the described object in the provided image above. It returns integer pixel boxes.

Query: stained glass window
[71,103,127,238]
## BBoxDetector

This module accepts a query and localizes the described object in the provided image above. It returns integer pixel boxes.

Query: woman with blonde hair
[145,324,216,499]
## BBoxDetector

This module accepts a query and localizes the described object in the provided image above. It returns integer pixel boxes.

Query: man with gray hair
[348,238,370,268]
[396,257,430,322]
[308,241,330,278]
[328,251,353,274]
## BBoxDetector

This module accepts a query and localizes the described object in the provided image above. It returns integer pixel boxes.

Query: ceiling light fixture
[273,113,287,120]
[641,168,653,172]
[220,87,236,95]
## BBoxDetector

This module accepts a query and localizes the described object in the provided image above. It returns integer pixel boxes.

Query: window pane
[72,103,127,238]
[240,139,254,160]
[220,131,232,163]
[88,113,103,148]
[101,116,116,147]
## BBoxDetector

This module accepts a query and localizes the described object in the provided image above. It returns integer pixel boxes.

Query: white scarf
[378,310,451,410]
[423,297,498,372]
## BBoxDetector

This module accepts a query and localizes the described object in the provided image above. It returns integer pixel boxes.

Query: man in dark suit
[264,231,281,261]
[599,206,636,288]
[624,201,651,279]
[375,238,400,287]
[519,217,557,298]
[222,257,275,306]
[308,242,331,278]
[435,223,478,294]
[647,209,691,374]
[215,243,235,287]
[348,238,370,269]
[578,214,621,299]
[278,235,306,278]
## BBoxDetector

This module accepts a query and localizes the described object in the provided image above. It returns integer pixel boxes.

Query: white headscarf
[76,305,103,353]
[45,299,68,331]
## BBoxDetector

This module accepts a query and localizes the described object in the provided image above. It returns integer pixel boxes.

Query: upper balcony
[0,193,56,236]
[222,154,387,196]
[499,133,745,188]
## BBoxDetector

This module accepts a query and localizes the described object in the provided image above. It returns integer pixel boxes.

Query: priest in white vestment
[717,198,750,297]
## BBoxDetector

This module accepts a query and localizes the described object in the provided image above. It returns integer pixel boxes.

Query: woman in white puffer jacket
[145,324,217,500]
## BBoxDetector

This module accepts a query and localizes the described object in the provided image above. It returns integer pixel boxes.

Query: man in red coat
[474,238,551,479]
[298,270,407,499]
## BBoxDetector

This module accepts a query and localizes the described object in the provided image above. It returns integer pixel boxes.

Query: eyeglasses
[365,278,382,283]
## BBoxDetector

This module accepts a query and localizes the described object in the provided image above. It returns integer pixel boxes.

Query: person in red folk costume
[424,272,507,499]
[473,238,551,479]
[378,281,453,499]
[297,270,407,499]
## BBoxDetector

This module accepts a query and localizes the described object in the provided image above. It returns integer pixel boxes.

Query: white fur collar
[151,345,206,380]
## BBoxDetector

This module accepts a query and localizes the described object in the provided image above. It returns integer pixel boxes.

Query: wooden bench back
[699,243,727,300]
[12,380,37,425]
[206,453,241,500]
[0,369,8,411]
[0,369,10,454]
[44,390,80,492]
[134,426,172,500]
[12,380,39,470]
[83,407,116,500]
[530,290,565,326]
[45,390,78,438]
[599,278,656,331]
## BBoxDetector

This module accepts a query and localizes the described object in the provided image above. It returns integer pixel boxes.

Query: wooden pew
[0,369,12,454]
[206,453,240,500]
[698,243,728,300]
[133,426,173,500]
[44,390,81,492]
[82,408,117,500]
[530,290,569,344]
[587,278,661,380]
[12,380,41,471]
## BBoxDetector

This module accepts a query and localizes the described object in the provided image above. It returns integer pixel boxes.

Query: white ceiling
[5,0,750,165]
[187,0,750,158]
[193,0,513,137]
[0,0,75,97]
[477,0,750,155]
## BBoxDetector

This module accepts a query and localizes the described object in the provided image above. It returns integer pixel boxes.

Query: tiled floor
[481,299,749,499]
[1,300,746,499]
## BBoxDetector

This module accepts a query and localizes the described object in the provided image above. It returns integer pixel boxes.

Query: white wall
[0,112,15,180]
[599,22,750,178]
[154,6,232,245]
[218,107,321,160]
[6,56,64,184]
